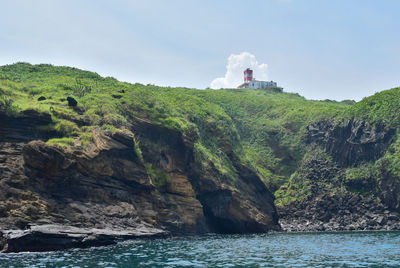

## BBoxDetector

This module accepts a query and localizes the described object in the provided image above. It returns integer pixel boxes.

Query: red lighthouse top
[244,68,253,82]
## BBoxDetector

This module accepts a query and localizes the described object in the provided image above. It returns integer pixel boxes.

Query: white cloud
[210,52,268,89]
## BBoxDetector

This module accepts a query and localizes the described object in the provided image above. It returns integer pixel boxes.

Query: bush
[101,113,128,128]
[46,137,75,148]
[0,96,19,115]
[54,119,79,135]
[78,132,93,147]
[133,134,143,161]
[145,164,169,189]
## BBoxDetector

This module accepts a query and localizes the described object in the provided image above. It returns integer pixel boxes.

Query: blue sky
[1,0,399,101]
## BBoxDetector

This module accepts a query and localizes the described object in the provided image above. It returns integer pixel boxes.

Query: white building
[238,80,277,89]
[237,68,277,89]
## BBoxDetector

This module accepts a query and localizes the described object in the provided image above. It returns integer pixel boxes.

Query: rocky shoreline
[279,214,400,232]
[278,192,400,232]
[3,219,400,253]
[0,224,167,253]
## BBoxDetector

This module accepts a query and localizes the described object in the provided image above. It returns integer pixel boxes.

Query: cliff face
[0,111,279,252]
[307,119,400,213]
[307,119,395,166]
[278,119,400,231]
[0,63,358,251]
[2,63,400,252]
[131,116,279,234]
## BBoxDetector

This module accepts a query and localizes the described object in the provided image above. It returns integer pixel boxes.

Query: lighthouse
[238,68,278,89]
[244,68,253,83]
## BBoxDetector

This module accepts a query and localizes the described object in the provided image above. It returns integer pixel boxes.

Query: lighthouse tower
[244,68,253,83]
[238,68,278,89]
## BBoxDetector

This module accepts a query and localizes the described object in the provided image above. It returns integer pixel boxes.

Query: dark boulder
[37,96,46,101]
[67,97,77,107]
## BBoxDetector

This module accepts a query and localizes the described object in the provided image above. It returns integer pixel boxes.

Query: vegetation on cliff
[276,86,400,218]
[0,62,352,194]
[2,62,400,232]
[346,88,400,128]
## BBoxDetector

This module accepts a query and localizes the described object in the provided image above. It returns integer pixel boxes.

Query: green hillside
[347,88,400,128]
[346,88,400,177]
[0,62,352,193]
[276,86,400,208]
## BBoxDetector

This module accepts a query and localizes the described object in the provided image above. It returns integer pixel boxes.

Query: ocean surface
[1,231,400,267]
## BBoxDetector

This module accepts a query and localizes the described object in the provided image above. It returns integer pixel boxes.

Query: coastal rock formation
[0,224,167,253]
[0,111,280,252]
[2,63,400,251]
[279,119,400,232]
[131,116,280,234]
[378,170,400,213]
[279,192,400,232]
[307,119,395,166]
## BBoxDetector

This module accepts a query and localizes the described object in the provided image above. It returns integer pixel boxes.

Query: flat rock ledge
[279,213,400,232]
[0,224,168,253]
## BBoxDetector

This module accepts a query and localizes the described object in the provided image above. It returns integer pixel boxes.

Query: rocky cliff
[278,119,400,231]
[307,119,395,166]
[1,63,400,252]
[0,110,280,252]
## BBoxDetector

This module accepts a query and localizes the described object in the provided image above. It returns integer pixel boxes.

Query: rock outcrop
[0,224,167,253]
[131,116,280,234]
[307,119,395,166]
[279,192,400,232]
[377,170,400,213]
[0,109,55,141]
[279,119,400,232]
[0,111,280,252]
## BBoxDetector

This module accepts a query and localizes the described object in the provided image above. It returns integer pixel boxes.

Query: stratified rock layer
[0,111,280,252]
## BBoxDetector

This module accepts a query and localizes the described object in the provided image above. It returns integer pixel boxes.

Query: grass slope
[0,62,352,193]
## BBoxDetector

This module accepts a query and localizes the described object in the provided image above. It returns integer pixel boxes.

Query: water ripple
[1,231,400,267]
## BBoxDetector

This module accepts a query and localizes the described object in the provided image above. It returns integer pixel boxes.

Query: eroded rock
[0,224,167,253]
[0,111,281,251]
[307,119,395,167]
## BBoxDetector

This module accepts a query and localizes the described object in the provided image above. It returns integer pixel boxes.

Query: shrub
[0,96,19,115]
[78,132,93,147]
[46,137,75,148]
[145,164,169,189]
[133,134,143,161]
[28,87,42,95]
[101,113,128,128]
[54,119,79,135]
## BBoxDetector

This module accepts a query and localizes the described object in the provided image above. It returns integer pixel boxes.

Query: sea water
[1,231,400,267]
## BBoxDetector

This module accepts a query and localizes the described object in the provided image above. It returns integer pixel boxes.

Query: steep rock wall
[0,111,280,252]
[307,119,395,166]
[131,116,280,234]
[279,119,400,231]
